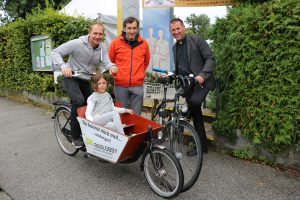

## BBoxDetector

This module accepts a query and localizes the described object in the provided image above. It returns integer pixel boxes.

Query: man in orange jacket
[109,17,150,115]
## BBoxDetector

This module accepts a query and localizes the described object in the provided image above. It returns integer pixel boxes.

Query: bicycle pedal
[98,158,109,163]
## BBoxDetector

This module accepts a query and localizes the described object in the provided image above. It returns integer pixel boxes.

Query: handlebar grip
[153,67,168,74]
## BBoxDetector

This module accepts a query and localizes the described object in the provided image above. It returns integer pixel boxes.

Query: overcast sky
[175,6,228,24]
[63,0,229,24]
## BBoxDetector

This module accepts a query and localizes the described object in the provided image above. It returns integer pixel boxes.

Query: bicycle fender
[152,144,166,150]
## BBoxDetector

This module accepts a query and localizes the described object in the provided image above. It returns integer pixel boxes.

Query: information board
[30,35,52,71]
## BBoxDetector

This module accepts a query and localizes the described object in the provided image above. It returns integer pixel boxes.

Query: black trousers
[61,77,93,138]
[185,84,209,151]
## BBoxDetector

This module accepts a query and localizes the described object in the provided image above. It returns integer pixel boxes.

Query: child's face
[96,78,107,93]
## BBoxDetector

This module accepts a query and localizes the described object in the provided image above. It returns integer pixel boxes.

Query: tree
[0,0,71,23]
[185,14,211,39]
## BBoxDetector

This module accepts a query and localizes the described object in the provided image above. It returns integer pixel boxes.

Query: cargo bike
[52,101,184,198]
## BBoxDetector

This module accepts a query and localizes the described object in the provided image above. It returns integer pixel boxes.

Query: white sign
[77,118,129,163]
[143,0,233,7]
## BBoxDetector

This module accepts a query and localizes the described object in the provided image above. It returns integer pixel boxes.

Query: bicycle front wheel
[143,147,183,199]
[163,120,203,192]
[54,107,78,156]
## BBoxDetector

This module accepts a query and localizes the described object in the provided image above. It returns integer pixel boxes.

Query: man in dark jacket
[169,18,216,154]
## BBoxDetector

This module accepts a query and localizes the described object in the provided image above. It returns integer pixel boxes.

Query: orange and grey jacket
[109,34,150,87]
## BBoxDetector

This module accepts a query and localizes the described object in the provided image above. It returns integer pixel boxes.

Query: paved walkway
[0,97,299,200]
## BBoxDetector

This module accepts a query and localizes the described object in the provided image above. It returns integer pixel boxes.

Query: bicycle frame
[152,75,192,126]
[150,72,203,192]
[150,75,195,156]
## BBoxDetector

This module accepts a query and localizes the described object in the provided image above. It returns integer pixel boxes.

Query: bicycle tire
[142,147,184,199]
[54,107,79,156]
[162,120,203,192]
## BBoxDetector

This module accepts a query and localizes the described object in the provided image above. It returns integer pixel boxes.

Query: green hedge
[212,0,300,153]
[0,8,92,96]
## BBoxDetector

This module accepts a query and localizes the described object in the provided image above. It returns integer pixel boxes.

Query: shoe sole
[72,142,84,149]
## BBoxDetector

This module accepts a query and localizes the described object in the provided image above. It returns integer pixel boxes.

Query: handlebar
[152,67,167,73]
[72,70,95,77]
[153,67,174,76]
[71,70,95,81]
[152,67,198,91]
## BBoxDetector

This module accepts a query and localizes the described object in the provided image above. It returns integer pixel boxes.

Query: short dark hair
[169,18,184,26]
[123,16,139,28]
[91,73,109,91]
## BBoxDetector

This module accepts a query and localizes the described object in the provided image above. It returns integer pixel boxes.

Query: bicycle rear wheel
[143,147,183,199]
[54,107,78,156]
[162,120,203,192]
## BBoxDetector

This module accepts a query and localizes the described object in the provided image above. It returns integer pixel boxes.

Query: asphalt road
[0,97,299,200]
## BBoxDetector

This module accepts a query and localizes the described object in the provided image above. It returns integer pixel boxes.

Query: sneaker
[72,137,84,148]
[186,149,197,156]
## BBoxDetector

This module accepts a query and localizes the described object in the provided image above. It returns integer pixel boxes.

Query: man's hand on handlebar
[195,75,205,85]
[62,68,72,77]
[160,73,169,78]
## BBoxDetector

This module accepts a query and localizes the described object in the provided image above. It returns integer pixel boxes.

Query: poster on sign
[77,117,129,163]
[143,0,233,8]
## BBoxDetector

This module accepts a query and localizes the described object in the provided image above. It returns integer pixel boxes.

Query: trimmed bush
[0,8,92,96]
[212,0,300,153]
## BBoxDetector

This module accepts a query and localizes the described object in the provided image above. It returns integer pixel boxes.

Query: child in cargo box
[85,73,133,134]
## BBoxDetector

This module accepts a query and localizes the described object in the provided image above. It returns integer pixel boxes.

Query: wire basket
[144,82,175,100]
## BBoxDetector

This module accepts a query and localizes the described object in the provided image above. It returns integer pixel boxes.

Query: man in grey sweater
[51,22,115,148]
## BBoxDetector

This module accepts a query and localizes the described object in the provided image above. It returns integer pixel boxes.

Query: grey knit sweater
[85,92,125,122]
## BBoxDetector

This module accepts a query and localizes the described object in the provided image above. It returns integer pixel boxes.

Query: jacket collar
[120,32,143,43]
[119,32,143,48]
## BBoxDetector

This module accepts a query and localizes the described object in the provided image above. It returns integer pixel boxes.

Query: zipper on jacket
[121,37,143,86]
[129,41,143,86]
[129,49,133,86]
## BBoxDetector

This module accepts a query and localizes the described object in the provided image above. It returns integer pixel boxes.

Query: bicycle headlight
[181,104,189,114]
[158,131,163,140]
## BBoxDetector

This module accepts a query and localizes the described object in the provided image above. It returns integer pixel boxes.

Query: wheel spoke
[161,120,203,192]
[54,107,78,156]
[143,148,183,198]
